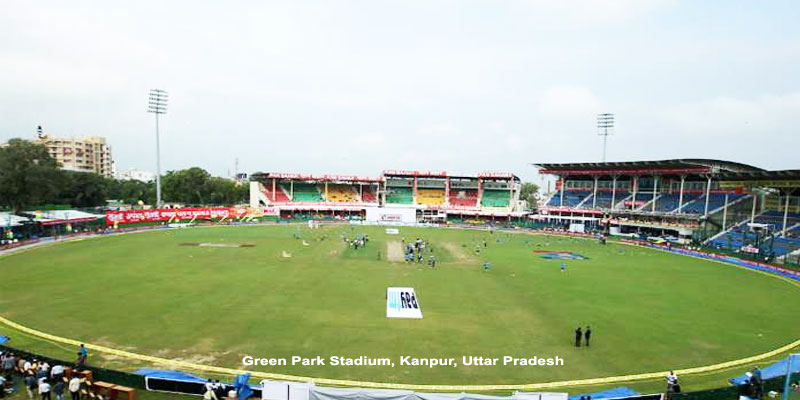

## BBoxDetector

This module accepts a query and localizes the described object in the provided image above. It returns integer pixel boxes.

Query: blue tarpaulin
[568,387,639,400]
[135,368,207,383]
[234,373,253,400]
[729,356,800,385]
[0,335,9,345]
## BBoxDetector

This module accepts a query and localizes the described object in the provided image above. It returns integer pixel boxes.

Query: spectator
[204,379,214,394]
[68,375,80,400]
[666,371,679,395]
[76,346,87,366]
[213,380,225,400]
[1,353,14,375]
[53,380,65,400]
[50,365,64,382]
[751,366,764,398]
[203,387,217,400]
[39,379,51,400]
[25,374,36,399]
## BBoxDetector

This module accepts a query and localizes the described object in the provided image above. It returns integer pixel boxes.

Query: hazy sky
[2,1,799,186]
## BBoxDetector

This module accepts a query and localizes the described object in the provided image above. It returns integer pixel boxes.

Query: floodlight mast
[147,89,168,208]
[597,113,615,162]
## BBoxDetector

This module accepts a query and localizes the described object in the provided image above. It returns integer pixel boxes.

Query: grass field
[1,224,798,387]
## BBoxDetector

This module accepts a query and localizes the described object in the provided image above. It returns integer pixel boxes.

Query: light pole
[597,113,614,162]
[147,89,168,208]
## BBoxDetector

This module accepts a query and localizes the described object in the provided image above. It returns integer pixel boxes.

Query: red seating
[449,190,478,207]
[262,183,291,203]
[361,186,378,203]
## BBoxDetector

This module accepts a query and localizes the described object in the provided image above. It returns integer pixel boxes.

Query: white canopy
[0,212,28,228]
[24,210,104,225]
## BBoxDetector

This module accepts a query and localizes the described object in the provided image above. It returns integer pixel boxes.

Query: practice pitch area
[1,223,798,387]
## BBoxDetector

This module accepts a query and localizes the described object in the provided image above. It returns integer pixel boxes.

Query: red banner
[264,173,382,182]
[383,169,447,177]
[105,207,252,225]
[478,171,514,179]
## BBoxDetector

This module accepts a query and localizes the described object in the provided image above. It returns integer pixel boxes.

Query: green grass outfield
[1,224,798,387]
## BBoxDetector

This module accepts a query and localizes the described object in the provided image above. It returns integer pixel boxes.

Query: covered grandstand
[249,170,526,223]
[534,159,800,264]
[708,170,800,263]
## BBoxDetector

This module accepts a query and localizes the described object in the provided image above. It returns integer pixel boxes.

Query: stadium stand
[593,191,629,209]
[325,184,359,203]
[291,183,324,202]
[361,186,378,203]
[250,170,523,221]
[547,190,590,207]
[263,183,291,203]
[416,189,445,206]
[772,237,800,256]
[709,229,758,251]
[449,189,478,207]
[708,210,800,256]
[630,193,656,209]
[386,187,413,204]
[682,194,744,214]
[481,190,511,207]
[651,193,702,213]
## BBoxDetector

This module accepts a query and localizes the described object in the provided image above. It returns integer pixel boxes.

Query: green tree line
[0,138,248,212]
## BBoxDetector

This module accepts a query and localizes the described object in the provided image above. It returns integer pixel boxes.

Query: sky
[1,0,799,187]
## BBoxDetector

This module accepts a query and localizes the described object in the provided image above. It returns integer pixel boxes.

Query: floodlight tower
[597,113,615,162]
[147,89,168,208]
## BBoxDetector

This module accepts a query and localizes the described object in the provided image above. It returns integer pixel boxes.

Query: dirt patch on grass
[173,352,218,364]
[386,241,404,262]
[441,242,476,263]
[150,343,222,365]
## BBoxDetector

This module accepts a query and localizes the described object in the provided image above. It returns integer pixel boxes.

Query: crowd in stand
[0,350,86,400]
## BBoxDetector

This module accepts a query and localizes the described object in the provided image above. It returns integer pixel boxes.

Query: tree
[159,167,248,206]
[108,179,156,205]
[56,171,112,208]
[0,139,62,212]
[205,177,248,205]
[520,182,540,210]
[162,167,212,205]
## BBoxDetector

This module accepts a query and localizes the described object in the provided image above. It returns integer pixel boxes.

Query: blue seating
[651,193,701,213]
[710,211,800,257]
[709,230,757,250]
[594,191,629,209]
[547,190,591,207]
[771,237,800,256]
[682,194,743,214]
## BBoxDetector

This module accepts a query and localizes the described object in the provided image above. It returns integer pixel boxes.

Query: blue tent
[729,356,800,385]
